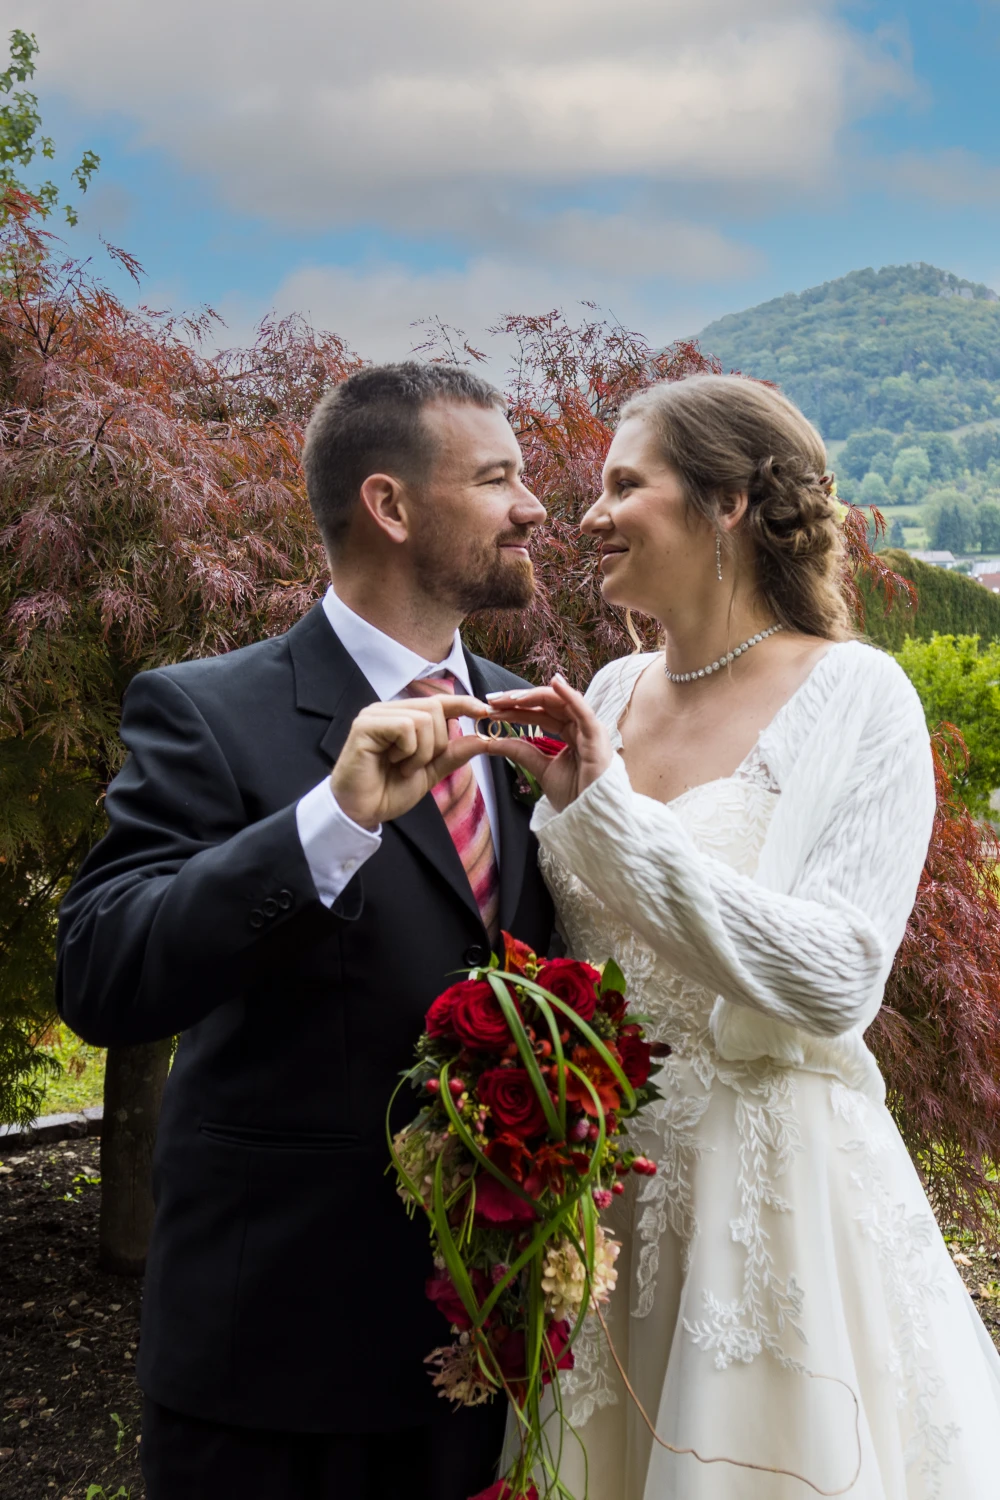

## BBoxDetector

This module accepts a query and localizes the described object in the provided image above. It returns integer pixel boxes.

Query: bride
[485,374,1000,1499]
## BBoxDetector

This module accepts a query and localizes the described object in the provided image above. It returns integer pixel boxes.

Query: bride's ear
[717,490,749,534]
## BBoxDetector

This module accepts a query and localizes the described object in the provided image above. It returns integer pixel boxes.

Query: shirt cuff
[295,778,382,909]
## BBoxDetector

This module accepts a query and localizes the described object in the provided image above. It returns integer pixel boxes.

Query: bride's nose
[581,494,613,536]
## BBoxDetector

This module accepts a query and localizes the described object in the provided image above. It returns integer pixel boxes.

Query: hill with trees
[699,264,1000,554]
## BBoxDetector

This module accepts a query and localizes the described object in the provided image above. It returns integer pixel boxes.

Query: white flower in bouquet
[542,1224,621,1322]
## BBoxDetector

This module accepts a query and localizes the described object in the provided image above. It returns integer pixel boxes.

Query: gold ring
[475,717,508,742]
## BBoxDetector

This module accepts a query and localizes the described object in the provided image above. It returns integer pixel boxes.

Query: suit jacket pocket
[199,1121,360,1151]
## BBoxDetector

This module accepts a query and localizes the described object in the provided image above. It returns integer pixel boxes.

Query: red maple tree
[2,200,998,1261]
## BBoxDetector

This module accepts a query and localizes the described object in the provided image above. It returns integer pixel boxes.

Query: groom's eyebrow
[472,457,524,479]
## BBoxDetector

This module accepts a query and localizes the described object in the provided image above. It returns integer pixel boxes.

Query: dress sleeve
[532,673,935,1039]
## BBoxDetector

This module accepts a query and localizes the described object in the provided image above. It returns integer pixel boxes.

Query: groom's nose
[510,480,546,526]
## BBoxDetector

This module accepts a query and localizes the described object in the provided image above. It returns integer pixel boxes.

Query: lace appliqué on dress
[683,1068,806,1372]
[831,1083,959,1498]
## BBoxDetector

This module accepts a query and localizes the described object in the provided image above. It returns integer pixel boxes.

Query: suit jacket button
[464,943,489,966]
[277,889,293,911]
[262,897,279,918]
[249,909,265,929]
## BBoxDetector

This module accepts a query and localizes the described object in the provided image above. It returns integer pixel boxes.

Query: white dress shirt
[295,586,500,909]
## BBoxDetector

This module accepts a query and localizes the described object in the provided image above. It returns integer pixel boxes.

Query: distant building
[910,550,958,568]
[977,573,1000,593]
[971,559,1000,578]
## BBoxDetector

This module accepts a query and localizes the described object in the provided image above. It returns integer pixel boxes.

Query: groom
[56,363,555,1500]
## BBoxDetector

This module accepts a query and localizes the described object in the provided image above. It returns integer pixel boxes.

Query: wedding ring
[474,717,509,742]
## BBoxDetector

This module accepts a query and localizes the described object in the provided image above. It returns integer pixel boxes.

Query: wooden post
[98,1039,172,1276]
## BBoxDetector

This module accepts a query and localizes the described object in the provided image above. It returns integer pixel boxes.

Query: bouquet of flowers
[389,932,669,1500]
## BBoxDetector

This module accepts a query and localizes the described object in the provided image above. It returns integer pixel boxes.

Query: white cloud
[11,0,910,236]
[216,254,720,374]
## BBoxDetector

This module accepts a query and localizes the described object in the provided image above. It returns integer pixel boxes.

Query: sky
[5,0,1000,366]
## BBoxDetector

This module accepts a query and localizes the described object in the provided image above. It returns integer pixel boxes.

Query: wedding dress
[530,645,1000,1500]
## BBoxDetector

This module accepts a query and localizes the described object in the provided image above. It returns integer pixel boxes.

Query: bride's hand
[483,673,614,813]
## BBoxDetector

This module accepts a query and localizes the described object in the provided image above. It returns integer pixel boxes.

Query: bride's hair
[618,374,853,641]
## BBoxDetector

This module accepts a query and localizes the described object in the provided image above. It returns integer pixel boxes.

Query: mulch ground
[0,1138,142,1500]
[1,1137,999,1500]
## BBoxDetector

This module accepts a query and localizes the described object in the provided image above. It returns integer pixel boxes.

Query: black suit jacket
[56,602,554,1432]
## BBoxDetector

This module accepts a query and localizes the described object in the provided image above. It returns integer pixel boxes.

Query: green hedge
[860,550,1000,650]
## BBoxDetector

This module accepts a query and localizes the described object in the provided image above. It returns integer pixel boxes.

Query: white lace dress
[531,651,1000,1500]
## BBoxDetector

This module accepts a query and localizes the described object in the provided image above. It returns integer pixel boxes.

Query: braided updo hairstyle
[618,373,852,640]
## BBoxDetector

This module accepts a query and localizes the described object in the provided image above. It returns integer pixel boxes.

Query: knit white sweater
[531,640,936,1102]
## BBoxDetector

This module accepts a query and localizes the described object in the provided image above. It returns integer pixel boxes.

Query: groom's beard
[412,527,536,613]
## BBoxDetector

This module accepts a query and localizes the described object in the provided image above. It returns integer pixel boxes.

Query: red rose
[616,1032,652,1088]
[473,1172,538,1227]
[536,958,600,1024]
[425,981,469,1038]
[425,1266,489,1330]
[452,981,515,1052]
[470,1483,539,1500]
[489,1321,573,1389]
[479,1067,549,1141]
[543,1318,575,1379]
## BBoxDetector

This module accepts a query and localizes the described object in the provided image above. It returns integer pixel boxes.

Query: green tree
[925,433,961,481]
[838,428,896,481]
[977,502,1000,554]
[859,470,889,506]
[0,30,99,224]
[892,445,931,501]
[925,488,977,552]
[894,635,1000,817]
[889,516,905,547]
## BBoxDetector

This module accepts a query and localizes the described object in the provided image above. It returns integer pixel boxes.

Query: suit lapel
[466,651,533,934]
[287,603,484,927]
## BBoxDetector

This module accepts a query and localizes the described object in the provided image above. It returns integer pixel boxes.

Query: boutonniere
[476,719,565,806]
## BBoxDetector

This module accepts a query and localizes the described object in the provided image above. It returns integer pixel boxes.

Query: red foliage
[868,727,1000,1235]
[2,192,998,1240]
[461,310,726,680]
[0,189,358,767]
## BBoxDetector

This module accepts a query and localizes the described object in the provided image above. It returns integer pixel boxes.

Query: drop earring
[715,531,723,583]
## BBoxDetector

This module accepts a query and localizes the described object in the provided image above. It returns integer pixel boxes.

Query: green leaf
[600,957,626,995]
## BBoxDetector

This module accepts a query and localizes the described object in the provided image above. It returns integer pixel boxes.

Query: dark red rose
[536,958,600,1024]
[534,735,565,758]
[616,1031,652,1088]
[543,1318,575,1380]
[479,1067,549,1140]
[452,981,516,1052]
[492,1325,527,1385]
[425,981,471,1038]
[469,1483,539,1500]
[473,1172,538,1227]
[489,1320,573,1391]
[425,1266,490,1330]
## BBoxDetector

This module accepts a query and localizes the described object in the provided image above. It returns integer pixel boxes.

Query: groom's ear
[358,472,413,546]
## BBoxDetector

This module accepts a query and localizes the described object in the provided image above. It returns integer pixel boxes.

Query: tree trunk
[98,1040,172,1276]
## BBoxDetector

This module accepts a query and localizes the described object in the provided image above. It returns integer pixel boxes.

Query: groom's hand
[330,694,493,830]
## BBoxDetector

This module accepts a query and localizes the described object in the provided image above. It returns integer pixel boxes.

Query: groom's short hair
[303,361,506,549]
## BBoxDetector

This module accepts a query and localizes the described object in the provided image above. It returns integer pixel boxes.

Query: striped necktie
[407,673,500,943]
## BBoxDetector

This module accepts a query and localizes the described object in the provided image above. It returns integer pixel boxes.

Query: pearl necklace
[664,623,784,683]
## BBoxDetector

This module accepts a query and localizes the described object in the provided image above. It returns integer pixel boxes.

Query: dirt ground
[1,1136,999,1500]
[1,1137,142,1500]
